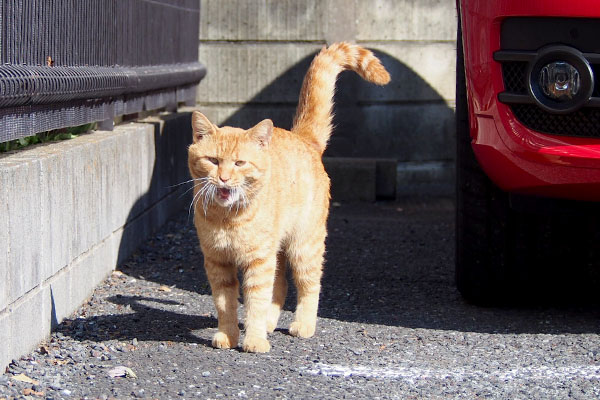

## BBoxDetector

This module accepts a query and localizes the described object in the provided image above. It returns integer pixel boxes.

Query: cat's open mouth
[217,187,232,200]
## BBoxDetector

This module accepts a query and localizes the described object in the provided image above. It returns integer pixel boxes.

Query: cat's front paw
[242,336,271,353]
[288,321,316,338]
[212,331,238,349]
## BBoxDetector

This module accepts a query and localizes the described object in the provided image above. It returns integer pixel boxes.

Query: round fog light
[528,45,594,114]
[539,61,580,102]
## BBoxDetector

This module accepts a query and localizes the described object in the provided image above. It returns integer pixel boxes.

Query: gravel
[2,197,600,399]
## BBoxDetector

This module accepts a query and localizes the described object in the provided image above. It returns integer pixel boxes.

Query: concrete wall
[197,0,457,196]
[0,113,193,371]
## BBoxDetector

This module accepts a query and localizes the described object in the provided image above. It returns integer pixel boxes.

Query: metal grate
[511,104,600,137]
[501,62,528,94]
[0,0,205,144]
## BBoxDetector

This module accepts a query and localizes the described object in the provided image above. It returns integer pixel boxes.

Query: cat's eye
[235,160,246,167]
[207,157,219,165]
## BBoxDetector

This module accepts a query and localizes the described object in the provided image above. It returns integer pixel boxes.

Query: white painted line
[307,362,600,383]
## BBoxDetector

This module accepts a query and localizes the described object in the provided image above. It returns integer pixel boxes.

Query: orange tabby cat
[188,42,390,352]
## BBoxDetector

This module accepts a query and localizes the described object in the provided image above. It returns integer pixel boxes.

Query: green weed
[0,123,96,153]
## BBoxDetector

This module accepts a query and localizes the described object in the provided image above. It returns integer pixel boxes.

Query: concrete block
[5,157,43,305]
[396,160,455,197]
[199,0,457,42]
[323,0,357,43]
[95,132,119,243]
[0,167,9,312]
[200,0,325,41]
[324,158,376,202]
[36,145,75,278]
[351,103,456,160]
[48,268,72,329]
[69,252,97,317]
[68,143,87,260]
[100,131,133,236]
[91,240,116,293]
[193,104,298,131]
[198,43,321,104]
[124,124,156,223]
[144,112,193,208]
[198,42,456,105]
[376,159,398,199]
[356,0,457,41]
[0,312,9,370]
[324,157,397,201]
[9,286,51,365]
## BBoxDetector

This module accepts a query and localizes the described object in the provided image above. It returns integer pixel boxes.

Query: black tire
[455,18,513,304]
[455,18,600,305]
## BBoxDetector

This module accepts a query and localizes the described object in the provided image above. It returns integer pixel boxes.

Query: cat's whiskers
[181,177,209,200]
[203,183,218,216]
[170,178,202,189]
[189,183,207,216]
[187,177,215,217]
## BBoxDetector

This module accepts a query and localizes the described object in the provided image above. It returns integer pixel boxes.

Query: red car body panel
[459,0,600,201]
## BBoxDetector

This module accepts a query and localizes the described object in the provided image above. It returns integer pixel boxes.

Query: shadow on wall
[114,113,194,272]
[210,49,456,162]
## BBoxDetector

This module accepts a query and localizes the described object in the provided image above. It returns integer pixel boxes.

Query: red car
[456,0,600,303]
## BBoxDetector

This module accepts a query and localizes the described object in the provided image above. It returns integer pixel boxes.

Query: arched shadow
[212,49,456,161]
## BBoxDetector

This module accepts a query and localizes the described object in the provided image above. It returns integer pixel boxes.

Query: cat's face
[188,112,273,211]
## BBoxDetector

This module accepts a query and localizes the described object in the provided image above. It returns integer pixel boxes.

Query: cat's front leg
[241,254,277,353]
[203,256,240,349]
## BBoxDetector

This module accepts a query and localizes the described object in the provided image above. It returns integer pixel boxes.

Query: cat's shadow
[56,291,294,351]
[57,295,214,348]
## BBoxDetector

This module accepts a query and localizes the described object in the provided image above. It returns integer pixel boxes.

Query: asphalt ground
[2,197,600,399]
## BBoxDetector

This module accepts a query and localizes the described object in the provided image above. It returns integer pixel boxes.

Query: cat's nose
[220,176,230,183]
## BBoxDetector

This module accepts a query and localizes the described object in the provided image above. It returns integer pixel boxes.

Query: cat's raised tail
[291,42,390,154]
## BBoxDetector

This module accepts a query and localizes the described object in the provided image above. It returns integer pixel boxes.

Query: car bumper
[460,0,600,200]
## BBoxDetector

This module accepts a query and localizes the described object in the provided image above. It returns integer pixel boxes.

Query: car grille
[501,62,527,95]
[510,104,600,138]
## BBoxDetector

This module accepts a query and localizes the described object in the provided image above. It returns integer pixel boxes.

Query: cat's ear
[192,111,216,143]
[250,119,273,148]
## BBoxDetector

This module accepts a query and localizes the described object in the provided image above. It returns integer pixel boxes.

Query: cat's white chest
[211,227,233,249]
[206,225,247,255]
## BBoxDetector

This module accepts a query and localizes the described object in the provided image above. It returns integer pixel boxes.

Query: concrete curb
[0,112,193,371]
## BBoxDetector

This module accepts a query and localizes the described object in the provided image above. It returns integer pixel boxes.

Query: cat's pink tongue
[218,187,231,200]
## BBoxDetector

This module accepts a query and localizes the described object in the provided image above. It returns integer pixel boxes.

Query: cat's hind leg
[288,231,325,338]
[267,252,288,333]
[203,257,240,349]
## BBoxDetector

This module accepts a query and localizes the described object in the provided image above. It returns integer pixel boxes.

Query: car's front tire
[455,21,515,304]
